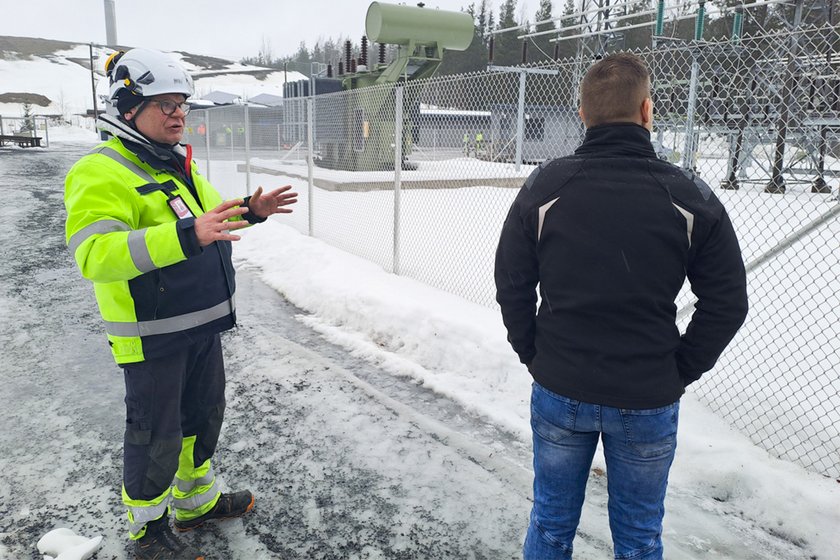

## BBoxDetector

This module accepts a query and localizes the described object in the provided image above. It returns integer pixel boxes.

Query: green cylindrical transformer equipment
[309,2,474,171]
[365,2,474,51]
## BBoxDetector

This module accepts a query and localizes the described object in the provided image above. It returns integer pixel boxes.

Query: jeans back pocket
[619,402,679,458]
[531,383,579,444]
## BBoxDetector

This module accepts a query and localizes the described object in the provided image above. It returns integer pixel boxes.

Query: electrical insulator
[345,40,352,75]
[361,36,368,67]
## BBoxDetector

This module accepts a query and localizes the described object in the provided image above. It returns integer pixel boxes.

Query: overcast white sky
[0,0,535,62]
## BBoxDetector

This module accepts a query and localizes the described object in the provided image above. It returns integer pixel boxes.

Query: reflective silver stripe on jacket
[70,147,160,270]
[90,146,158,183]
[127,495,171,537]
[127,229,156,273]
[537,197,559,242]
[174,467,216,494]
[172,479,219,512]
[104,297,236,338]
[67,219,130,255]
[672,203,695,248]
[68,220,155,274]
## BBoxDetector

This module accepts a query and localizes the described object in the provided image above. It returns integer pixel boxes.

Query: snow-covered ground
[200,145,840,556]
[2,132,836,559]
[232,218,840,559]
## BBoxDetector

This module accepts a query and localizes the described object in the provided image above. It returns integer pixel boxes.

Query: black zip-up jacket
[495,123,748,409]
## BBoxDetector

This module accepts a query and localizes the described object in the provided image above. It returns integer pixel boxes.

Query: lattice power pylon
[717,0,839,192]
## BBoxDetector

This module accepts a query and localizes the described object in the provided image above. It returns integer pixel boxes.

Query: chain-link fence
[647,23,840,482]
[186,23,839,480]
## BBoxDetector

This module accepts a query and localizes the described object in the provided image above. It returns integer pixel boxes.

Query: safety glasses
[148,100,191,116]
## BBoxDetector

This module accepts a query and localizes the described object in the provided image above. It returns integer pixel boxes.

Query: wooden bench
[0,134,43,148]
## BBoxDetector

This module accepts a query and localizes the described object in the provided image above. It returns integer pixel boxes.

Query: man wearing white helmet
[64,48,297,560]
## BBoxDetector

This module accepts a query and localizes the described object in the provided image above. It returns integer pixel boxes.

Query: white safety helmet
[105,48,194,115]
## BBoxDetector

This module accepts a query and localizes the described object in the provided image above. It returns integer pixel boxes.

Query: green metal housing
[319,1,473,171]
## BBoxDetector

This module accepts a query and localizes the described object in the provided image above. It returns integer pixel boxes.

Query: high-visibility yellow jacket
[65,127,242,365]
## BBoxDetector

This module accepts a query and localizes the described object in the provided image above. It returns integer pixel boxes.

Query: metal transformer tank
[306,1,474,171]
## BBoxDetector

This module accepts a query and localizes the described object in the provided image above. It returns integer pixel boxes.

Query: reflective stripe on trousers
[126,490,171,538]
[172,467,219,512]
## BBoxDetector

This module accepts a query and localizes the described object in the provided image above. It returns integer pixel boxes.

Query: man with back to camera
[64,48,298,559]
[494,53,748,560]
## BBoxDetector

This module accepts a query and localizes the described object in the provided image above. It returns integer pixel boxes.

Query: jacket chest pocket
[135,180,197,222]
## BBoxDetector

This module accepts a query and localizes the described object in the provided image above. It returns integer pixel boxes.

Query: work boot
[134,515,204,560]
[174,490,255,532]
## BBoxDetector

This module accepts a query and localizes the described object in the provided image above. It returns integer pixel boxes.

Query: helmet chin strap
[120,100,149,132]
[134,100,149,117]
[127,100,148,121]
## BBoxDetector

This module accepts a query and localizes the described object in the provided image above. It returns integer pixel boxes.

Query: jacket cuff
[176,217,202,257]
[520,351,536,367]
[242,195,267,224]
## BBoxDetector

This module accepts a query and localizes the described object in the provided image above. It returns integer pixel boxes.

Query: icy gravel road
[0,143,545,559]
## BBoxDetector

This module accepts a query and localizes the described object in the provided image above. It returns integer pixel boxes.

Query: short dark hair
[115,90,145,116]
[579,53,651,127]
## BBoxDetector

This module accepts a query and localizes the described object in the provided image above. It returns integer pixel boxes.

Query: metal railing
[0,115,51,147]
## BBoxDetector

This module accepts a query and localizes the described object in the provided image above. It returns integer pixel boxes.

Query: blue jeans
[524,382,679,560]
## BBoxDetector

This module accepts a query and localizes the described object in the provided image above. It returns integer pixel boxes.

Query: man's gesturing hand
[248,185,298,219]
[194,198,250,247]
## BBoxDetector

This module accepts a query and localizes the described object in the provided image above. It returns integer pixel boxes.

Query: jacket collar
[574,122,657,159]
[97,113,187,166]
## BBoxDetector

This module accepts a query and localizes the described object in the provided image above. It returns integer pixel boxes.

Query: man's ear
[641,97,653,128]
[578,106,587,127]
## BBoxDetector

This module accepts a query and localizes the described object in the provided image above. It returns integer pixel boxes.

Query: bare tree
[258,36,273,66]
[58,89,69,123]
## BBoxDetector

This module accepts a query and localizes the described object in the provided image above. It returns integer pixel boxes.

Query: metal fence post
[682,1,705,171]
[515,71,527,172]
[489,65,559,168]
[394,85,404,275]
[244,104,251,196]
[204,109,212,182]
[306,98,315,237]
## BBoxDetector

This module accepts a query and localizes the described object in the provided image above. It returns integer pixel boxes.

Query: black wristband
[241,195,267,224]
